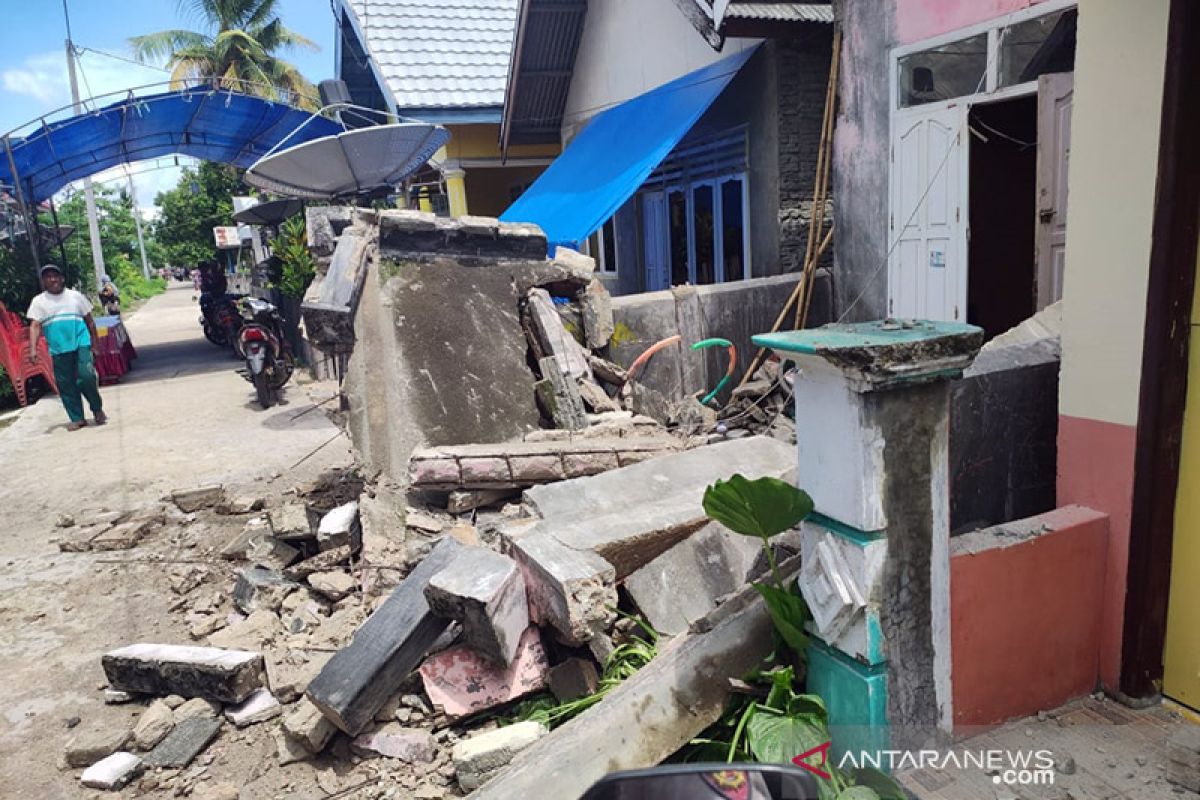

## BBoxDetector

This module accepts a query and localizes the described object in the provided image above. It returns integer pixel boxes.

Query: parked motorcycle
[234,297,294,409]
[199,292,244,348]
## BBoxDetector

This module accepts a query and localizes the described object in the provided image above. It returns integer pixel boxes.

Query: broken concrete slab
[269,503,314,542]
[317,500,361,552]
[527,288,592,380]
[547,657,600,702]
[306,538,463,735]
[405,509,446,534]
[142,716,221,769]
[468,566,784,799]
[206,609,281,652]
[580,280,614,350]
[174,696,220,723]
[511,533,617,645]
[220,516,273,560]
[576,378,621,414]
[224,688,281,727]
[80,752,142,790]
[284,545,351,580]
[172,485,225,513]
[623,522,762,636]
[65,725,133,767]
[419,626,549,719]
[452,720,548,792]
[216,495,264,515]
[266,652,330,704]
[302,222,376,347]
[89,520,152,551]
[535,356,588,431]
[282,697,337,754]
[350,725,436,762]
[408,436,680,491]
[245,532,300,570]
[102,644,265,704]
[308,570,356,601]
[132,699,175,750]
[425,547,528,665]
[551,246,596,284]
[233,565,298,615]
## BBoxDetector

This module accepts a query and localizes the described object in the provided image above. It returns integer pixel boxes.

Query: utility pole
[63,1,105,290]
[126,173,151,278]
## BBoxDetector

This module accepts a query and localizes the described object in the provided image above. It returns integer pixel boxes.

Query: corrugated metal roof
[723,3,833,24]
[347,0,519,111]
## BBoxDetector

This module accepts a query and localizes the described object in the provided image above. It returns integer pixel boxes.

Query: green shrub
[275,215,316,299]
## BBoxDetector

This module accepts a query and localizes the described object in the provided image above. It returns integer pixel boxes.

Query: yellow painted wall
[1058,0,1171,427]
[443,123,560,161]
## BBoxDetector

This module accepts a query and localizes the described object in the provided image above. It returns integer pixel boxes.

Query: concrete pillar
[444,165,468,218]
[755,320,982,754]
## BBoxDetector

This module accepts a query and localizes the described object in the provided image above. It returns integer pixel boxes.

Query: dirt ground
[0,285,358,798]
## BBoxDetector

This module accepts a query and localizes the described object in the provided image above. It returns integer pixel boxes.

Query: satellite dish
[244,123,449,200]
[232,198,304,227]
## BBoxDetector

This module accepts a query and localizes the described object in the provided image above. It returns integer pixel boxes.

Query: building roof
[682,0,832,47]
[723,3,833,24]
[345,0,519,114]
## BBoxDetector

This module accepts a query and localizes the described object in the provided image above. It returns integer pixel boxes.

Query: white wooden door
[888,105,967,322]
[1036,72,1074,310]
[642,191,669,291]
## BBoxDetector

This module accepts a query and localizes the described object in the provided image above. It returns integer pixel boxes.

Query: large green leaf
[837,788,881,800]
[755,582,812,655]
[745,706,830,765]
[703,475,814,540]
[849,768,908,800]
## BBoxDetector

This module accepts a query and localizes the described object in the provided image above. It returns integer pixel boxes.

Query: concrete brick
[233,565,298,615]
[132,699,175,750]
[90,520,151,551]
[551,246,596,282]
[511,533,616,644]
[580,280,614,350]
[65,725,132,767]
[282,697,337,754]
[172,485,224,513]
[221,516,273,559]
[269,503,313,541]
[245,533,300,570]
[508,455,566,483]
[419,627,549,719]
[460,457,511,484]
[452,720,548,791]
[562,451,620,477]
[528,288,591,380]
[308,570,355,600]
[547,658,599,702]
[102,643,265,704]
[350,725,436,762]
[80,752,142,790]
[425,547,529,665]
[174,697,220,723]
[224,688,281,727]
[143,716,221,769]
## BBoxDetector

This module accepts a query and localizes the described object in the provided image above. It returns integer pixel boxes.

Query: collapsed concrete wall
[607,271,833,409]
[344,212,594,479]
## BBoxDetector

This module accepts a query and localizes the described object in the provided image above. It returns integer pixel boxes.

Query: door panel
[889,105,966,321]
[1036,72,1074,309]
[642,192,669,292]
[1165,242,1200,711]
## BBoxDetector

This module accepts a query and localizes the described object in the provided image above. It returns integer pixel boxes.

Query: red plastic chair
[0,300,58,406]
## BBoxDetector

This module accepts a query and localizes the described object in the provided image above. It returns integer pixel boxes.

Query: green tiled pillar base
[807,638,890,765]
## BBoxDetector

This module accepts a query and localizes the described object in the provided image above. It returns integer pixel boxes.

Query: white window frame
[583,219,620,275]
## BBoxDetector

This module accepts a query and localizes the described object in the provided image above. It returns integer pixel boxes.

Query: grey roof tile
[347,0,519,110]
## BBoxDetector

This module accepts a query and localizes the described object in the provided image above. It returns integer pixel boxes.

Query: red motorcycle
[235,298,294,409]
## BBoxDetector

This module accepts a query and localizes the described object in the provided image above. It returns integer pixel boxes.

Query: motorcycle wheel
[203,323,227,347]
[253,370,274,410]
[268,352,295,390]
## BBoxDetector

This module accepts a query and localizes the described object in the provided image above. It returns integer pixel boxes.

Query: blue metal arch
[0,87,342,204]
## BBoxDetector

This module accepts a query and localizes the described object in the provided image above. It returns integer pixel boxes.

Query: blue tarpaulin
[0,87,341,203]
[499,46,757,250]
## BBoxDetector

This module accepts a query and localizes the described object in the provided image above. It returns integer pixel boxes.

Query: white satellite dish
[244,122,449,200]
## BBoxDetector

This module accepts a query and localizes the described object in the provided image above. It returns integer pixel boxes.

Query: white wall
[1058,0,1170,426]
[560,0,759,141]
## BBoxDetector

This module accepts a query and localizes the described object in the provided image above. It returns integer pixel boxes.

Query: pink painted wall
[951,505,1109,732]
[895,0,1053,45]
[1057,415,1138,692]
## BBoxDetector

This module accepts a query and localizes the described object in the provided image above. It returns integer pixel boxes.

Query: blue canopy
[0,87,342,203]
[499,46,757,249]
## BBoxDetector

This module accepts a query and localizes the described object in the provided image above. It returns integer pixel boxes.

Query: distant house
[334,0,559,217]
[500,0,834,297]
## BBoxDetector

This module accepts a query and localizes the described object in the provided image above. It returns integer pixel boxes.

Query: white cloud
[1,52,69,106]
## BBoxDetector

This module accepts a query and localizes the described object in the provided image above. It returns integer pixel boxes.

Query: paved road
[0,284,352,797]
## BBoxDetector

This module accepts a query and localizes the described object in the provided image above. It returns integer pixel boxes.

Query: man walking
[26,264,107,431]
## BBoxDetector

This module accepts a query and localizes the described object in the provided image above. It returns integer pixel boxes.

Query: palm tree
[130,0,319,108]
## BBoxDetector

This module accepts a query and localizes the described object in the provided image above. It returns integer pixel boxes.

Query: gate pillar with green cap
[753,320,983,759]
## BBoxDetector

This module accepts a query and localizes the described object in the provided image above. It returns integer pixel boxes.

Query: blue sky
[0,0,339,209]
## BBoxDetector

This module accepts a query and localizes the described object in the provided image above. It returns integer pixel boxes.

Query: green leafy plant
[275,215,316,299]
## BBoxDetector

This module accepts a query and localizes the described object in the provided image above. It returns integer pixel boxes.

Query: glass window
[669,189,688,286]
[601,219,618,274]
[692,184,715,285]
[898,33,988,108]
[721,177,745,281]
[999,9,1076,87]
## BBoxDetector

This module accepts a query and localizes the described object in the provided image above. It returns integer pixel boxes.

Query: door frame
[1121,0,1200,701]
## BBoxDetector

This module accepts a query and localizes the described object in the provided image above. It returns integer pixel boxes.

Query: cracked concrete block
[452,720,548,791]
[102,644,265,704]
[143,716,221,769]
[510,533,616,644]
[269,503,314,542]
[419,626,549,719]
[225,688,281,727]
[65,725,133,768]
[282,697,337,754]
[580,280,614,350]
[172,485,224,513]
[425,547,529,665]
[80,752,142,790]
[132,699,175,750]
